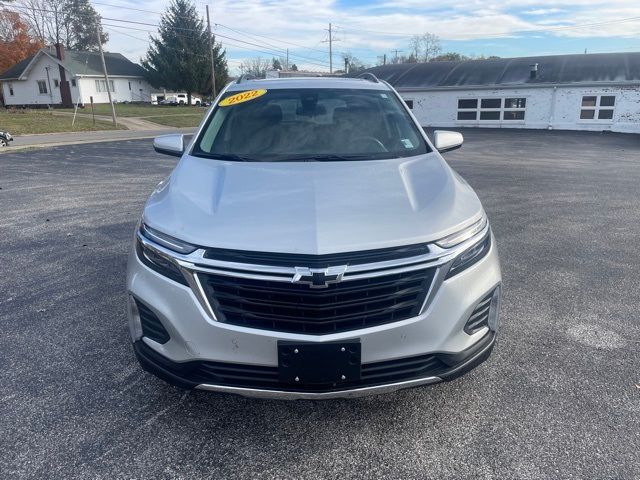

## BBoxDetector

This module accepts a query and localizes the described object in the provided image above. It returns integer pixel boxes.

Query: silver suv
[127,75,502,399]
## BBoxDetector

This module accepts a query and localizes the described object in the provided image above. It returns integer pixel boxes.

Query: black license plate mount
[278,340,361,385]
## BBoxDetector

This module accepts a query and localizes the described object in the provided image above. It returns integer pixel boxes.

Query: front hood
[143,153,483,254]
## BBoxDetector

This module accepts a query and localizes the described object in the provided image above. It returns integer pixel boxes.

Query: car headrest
[296,105,327,117]
[260,104,283,123]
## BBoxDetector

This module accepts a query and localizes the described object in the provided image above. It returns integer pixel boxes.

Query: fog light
[128,294,143,341]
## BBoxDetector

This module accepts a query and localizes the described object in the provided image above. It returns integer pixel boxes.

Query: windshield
[192,88,429,161]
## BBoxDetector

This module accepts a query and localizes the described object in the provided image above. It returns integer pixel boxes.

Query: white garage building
[366,52,640,134]
[0,47,153,107]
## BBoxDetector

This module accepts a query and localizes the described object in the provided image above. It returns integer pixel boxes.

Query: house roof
[364,52,640,90]
[0,49,146,80]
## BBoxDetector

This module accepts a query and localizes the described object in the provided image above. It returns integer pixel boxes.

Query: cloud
[94,0,640,73]
[524,8,564,15]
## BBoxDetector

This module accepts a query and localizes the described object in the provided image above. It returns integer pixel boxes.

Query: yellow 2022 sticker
[219,89,267,107]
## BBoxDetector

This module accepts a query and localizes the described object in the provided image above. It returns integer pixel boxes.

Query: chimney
[55,43,65,61]
[54,43,73,108]
[529,63,539,79]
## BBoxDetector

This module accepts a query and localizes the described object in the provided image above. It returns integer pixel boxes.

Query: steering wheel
[351,136,388,153]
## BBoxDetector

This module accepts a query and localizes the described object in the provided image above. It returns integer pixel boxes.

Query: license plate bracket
[278,341,361,385]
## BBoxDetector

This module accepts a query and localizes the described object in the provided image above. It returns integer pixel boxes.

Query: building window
[8,83,14,96]
[95,79,115,92]
[128,81,132,91]
[580,95,615,121]
[71,79,77,87]
[481,98,501,109]
[37,80,48,94]
[403,99,413,109]
[54,79,59,88]
[458,99,477,109]
[502,97,526,121]
[457,97,526,122]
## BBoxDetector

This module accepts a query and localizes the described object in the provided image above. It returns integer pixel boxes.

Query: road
[1,129,638,479]
[2,127,196,152]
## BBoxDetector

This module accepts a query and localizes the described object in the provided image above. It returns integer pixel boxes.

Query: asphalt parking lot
[1,129,639,479]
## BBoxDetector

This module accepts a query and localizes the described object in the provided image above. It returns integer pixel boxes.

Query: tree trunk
[187,92,192,106]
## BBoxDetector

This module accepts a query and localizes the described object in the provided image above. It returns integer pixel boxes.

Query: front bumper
[134,330,496,399]
[127,231,502,399]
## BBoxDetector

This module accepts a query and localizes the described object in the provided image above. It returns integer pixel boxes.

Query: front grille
[202,243,430,267]
[199,268,436,334]
[142,341,448,391]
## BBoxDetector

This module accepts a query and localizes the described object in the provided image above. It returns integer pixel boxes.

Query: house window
[95,79,115,92]
[71,79,76,87]
[457,97,527,122]
[128,81,132,91]
[403,99,413,109]
[8,83,14,96]
[37,80,48,94]
[54,79,59,88]
[580,95,615,121]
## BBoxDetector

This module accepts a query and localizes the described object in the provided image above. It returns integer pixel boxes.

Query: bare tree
[16,0,107,49]
[407,33,442,63]
[421,33,441,62]
[239,57,271,78]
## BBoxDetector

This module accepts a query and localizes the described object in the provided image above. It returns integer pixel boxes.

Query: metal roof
[365,52,640,90]
[0,49,146,80]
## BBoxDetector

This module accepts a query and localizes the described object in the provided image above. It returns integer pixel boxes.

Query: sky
[91,0,640,73]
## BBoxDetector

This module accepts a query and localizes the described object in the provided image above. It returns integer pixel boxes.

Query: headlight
[139,223,197,254]
[135,223,196,286]
[436,214,492,279]
[445,230,491,279]
[435,214,487,249]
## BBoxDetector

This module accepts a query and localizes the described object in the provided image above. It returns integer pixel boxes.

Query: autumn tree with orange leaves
[0,10,44,74]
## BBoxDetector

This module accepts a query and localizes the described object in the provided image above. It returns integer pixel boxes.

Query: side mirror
[434,130,463,153]
[153,134,184,157]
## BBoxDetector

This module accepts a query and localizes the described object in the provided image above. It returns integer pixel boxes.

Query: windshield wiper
[193,152,258,162]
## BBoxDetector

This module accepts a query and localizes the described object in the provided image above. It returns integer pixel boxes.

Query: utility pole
[383,54,387,65]
[322,23,339,74]
[344,57,349,73]
[96,24,117,126]
[286,48,289,70]
[206,5,216,97]
[328,23,333,73]
[394,49,403,64]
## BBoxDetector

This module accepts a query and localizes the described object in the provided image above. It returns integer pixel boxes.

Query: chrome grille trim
[136,223,488,283]
[135,224,488,329]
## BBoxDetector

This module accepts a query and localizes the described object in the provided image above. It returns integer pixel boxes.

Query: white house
[366,52,640,134]
[0,46,153,107]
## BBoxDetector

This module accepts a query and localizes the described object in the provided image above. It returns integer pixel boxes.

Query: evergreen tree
[61,0,107,50]
[142,0,228,102]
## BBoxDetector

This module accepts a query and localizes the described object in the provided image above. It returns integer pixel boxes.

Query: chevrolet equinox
[127,75,502,399]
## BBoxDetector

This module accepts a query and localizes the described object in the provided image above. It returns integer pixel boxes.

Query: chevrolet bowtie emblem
[292,265,348,288]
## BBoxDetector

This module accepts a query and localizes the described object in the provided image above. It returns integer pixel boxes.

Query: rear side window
[193,88,429,162]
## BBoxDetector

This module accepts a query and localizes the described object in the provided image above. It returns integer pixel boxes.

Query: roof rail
[358,72,379,83]
[235,74,256,84]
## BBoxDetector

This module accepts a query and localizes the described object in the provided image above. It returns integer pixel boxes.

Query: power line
[103,23,331,70]
[215,23,333,57]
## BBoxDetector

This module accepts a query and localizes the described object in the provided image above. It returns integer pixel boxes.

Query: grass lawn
[0,109,125,135]
[62,103,206,117]
[142,114,204,128]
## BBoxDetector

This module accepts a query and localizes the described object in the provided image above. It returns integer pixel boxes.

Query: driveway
[1,129,638,479]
